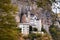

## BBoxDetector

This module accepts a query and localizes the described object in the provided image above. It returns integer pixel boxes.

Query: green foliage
[32,27,38,31]
[0,28,19,40]
[0,0,18,28]
[0,0,11,4]
[27,33,52,40]
[49,24,60,40]
[0,0,19,40]
[28,33,41,40]
[36,0,56,10]
[41,25,47,33]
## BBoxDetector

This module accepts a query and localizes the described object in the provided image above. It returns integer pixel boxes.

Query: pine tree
[0,0,19,40]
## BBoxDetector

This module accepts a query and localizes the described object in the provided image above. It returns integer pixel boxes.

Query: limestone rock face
[12,0,52,34]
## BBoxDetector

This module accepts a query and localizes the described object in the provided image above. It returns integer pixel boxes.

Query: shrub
[49,24,60,40]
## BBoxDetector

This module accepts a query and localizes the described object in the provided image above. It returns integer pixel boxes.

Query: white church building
[18,11,42,35]
[11,0,52,35]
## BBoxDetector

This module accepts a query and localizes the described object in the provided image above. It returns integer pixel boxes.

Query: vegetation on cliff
[0,0,19,40]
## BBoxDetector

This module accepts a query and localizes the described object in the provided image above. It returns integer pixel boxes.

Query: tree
[28,33,52,40]
[49,24,60,40]
[41,25,47,33]
[36,0,56,10]
[0,0,19,40]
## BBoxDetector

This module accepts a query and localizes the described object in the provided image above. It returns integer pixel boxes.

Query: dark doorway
[29,25,32,33]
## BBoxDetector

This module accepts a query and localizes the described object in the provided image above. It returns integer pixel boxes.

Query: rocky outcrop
[12,0,52,34]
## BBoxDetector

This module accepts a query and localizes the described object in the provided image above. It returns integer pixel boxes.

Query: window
[30,14,34,17]
[46,13,50,17]
[47,18,49,20]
